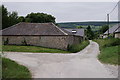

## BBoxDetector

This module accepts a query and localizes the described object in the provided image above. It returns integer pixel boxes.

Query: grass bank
[2,57,31,79]
[94,38,120,65]
[2,45,69,53]
[68,40,90,53]
[3,40,90,53]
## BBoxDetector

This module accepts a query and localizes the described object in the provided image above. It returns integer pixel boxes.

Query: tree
[86,25,95,40]
[18,16,25,22]
[2,5,19,29]
[8,11,19,26]
[2,5,9,29]
[2,5,56,29]
[99,25,109,34]
[25,12,56,23]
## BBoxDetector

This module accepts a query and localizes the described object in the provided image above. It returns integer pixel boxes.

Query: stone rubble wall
[2,35,83,50]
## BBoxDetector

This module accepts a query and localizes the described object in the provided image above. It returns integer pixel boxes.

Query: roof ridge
[51,23,68,35]
[21,22,52,24]
[2,22,53,31]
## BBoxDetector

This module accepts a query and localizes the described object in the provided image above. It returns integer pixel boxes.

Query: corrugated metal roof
[2,22,72,36]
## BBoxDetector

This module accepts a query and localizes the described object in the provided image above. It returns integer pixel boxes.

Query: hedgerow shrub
[68,40,89,53]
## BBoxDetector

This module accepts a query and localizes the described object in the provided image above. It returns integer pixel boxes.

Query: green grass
[0,56,1,79]
[2,57,31,79]
[94,38,120,65]
[68,40,90,53]
[95,38,120,50]
[98,46,120,65]
[2,45,69,53]
[2,41,90,53]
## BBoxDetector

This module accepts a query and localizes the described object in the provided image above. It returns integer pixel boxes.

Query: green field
[2,45,70,53]
[2,57,31,79]
[94,38,120,65]
[58,21,118,27]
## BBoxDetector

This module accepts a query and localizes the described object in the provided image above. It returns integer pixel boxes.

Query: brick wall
[2,35,83,50]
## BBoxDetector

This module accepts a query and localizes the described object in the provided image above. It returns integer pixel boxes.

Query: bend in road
[4,40,118,78]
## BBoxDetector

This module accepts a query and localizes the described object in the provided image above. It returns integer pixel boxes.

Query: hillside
[57,21,119,29]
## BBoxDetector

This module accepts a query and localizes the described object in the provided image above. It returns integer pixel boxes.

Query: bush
[68,40,89,53]
[4,38,9,45]
[21,38,28,46]
[94,38,120,50]
[103,38,120,47]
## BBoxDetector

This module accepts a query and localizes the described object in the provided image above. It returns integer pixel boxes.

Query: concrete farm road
[4,40,117,78]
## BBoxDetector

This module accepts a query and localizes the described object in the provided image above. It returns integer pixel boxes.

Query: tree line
[1,5,56,29]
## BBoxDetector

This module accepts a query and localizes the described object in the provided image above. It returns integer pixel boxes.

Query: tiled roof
[63,28,84,37]
[114,24,120,33]
[104,24,120,34]
[2,22,71,36]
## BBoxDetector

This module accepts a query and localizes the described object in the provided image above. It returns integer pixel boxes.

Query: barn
[2,22,84,50]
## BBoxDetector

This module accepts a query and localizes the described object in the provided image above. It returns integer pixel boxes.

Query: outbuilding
[103,24,120,38]
[2,22,84,50]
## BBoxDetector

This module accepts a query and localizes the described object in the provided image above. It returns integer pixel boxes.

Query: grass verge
[2,57,32,79]
[94,38,120,65]
[2,45,69,53]
[2,40,89,53]
[68,40,90,53]
[0,56,1,80]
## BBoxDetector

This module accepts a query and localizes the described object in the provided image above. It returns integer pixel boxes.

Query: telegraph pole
[106,1,120,38]
[107,14,109,38]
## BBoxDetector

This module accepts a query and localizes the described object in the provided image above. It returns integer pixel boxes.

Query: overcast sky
[2,2,118,23]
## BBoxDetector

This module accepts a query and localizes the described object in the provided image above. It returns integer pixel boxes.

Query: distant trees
[76,26,82,29]
[85,25,108,39]
[1,5,56,29]
[86,25,95,40]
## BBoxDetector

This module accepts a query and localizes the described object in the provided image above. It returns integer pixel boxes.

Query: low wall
[2,35,83,50]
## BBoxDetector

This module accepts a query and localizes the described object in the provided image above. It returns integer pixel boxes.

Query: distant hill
[57,21,120,29]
